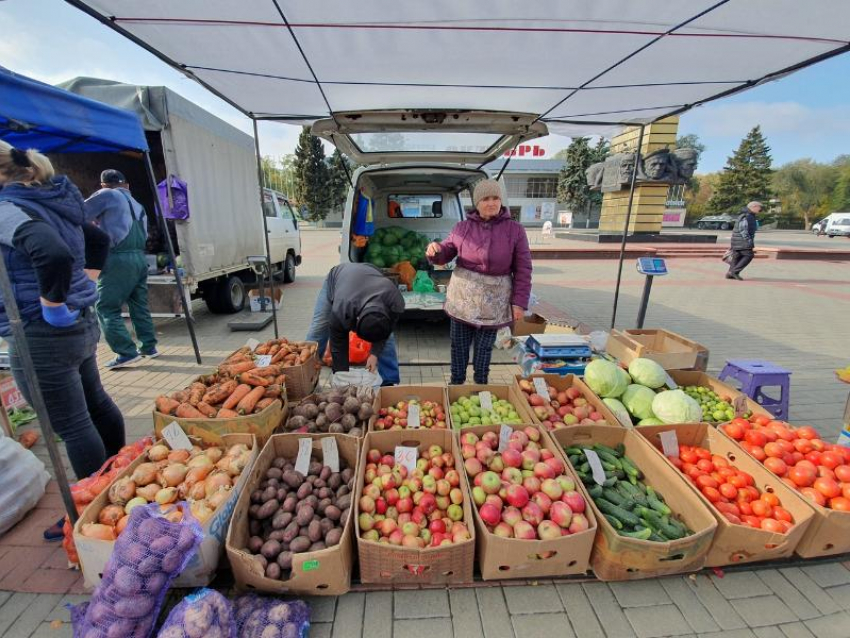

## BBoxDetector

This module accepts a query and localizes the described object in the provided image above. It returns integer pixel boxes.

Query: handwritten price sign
[394,446,418,474]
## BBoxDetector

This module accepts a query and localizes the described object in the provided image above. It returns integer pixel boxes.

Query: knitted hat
[356,310,391,344]
[473,179,502,207]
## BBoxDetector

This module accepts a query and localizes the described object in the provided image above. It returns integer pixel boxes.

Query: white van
[824,212,850,238]
[261,188,302,282]
[313,110,546,312]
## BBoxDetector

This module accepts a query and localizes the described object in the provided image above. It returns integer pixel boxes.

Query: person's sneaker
[141,349,160,359]
[725,273,736,280]
[43,517,65,542]
[106,354,142,370]
[732,273,744,281]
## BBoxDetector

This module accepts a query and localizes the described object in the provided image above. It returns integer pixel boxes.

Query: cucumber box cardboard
[354,429,476,585]
[460,423,598,579]
[74,433,258,589]
[638,423,814,567]
[372,385,450,432]
[226,433,358,596]
[513,374,622,430]
[606,329,709,371]
[550,425,718,581]
[446,384,535,431]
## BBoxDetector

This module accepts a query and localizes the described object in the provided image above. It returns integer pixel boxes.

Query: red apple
[531,491,552,515]
[429,519,446,535]
[505,484,530,508]
[502,506,522,527]
[481,471,502,494]
[513,520,537,540]
[568,513,590,534]
[540,478,563,501]
[479,503,501,527]
[550,501,573,528]
[484,494,503,510]
[523,476,541,494]
[562,491,586,514]
[501,467,523,485]
[538,520,562,540]
[493,522,513,538]
[464,458,483,477]
[534,462,556,480]
[521,502,544,526]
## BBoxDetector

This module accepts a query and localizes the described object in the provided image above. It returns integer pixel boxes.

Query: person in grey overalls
[84,170,158,369]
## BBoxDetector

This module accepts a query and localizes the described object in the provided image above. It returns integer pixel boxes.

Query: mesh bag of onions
[233,593,311,638]
[71,502,203,638]
[156,588,236,638]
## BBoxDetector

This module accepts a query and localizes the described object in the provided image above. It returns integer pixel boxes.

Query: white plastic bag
[331,369,383,390]
[0,436,50,536]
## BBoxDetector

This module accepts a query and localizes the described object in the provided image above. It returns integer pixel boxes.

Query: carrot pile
[153,340,317,419]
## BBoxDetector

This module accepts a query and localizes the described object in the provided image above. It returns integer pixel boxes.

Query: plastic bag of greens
[233,594,311,638]
[156,589,235,638]
[71,502,203,638]
[412,271,435,293]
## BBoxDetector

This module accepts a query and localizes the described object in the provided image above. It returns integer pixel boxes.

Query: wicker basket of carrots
[152,349,289,445]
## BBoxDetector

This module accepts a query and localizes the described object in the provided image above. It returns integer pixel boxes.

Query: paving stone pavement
[2,230,850,636]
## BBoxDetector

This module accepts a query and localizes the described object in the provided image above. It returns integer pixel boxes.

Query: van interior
[346,165,486,264]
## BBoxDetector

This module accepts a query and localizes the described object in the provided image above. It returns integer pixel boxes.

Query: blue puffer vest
[0,176,98,335]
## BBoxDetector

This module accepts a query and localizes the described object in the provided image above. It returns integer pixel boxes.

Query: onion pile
[83,442,252,540]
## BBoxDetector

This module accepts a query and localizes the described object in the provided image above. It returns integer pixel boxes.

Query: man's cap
[101,169,127,185]
[356,310,392,344]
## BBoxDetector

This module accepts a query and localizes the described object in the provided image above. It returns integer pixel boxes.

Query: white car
[312,110,546,313]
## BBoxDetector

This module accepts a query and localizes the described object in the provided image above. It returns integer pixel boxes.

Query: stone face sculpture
[586,147,699,191]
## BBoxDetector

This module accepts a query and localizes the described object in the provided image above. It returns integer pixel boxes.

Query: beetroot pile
[283,386,374,436]
[245,452,354,581]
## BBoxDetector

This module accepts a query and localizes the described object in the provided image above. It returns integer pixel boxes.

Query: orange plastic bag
[392,260,416,291]
[322,332,372,366]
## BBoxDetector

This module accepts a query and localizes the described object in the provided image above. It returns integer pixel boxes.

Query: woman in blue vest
[0,141,125,492]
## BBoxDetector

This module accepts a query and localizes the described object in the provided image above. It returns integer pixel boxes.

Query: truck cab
[313,110,546,312]
[261,189,302,282]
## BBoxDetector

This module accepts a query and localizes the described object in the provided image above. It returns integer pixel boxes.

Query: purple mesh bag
[233,593,311,638]
[155,588,236,638]
[71,503,203,638]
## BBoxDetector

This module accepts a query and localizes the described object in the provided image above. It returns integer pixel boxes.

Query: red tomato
[738,501,754,516]
[772,506,793,523]
[697,459,716,473]
[761,429,778,443]
[794,439,813,454]
[796,426,818,440]
[834,466,850,483]
[712,455,730,469]
[718,467,736,479]
[696,475,719,490]
[781,477,799,490]
[728,474,748,489]
[719,483,738,500]
[801,487,827,507]
[742,515,763,529]
[702,486,722,503]
[776,439,795,454]
[761,492,780,507]
[842,483,850,500]
[778,520,793,533]
[745,430,768,448]
[741,472,756,487]
[819,452,844,470]
[811,439,827,452]
[749,446,767,462]
[751,500,773,518]
[715,501,740,517]
[753,415,771,427]
[723,422,745,440]
[680,450,699,465]
[669,456,683,469]
[724,512,742,525]
[695,447,712,461]
[761,518,785,533]
[764,442,784,458]
[772,425,796,442]
[764,457,788,477]
[737,488,755,503]
[805,452,822,465]
[814,477,842,499]
[817,466,836,481]
[791,452,804,465]
[828,497,850,512]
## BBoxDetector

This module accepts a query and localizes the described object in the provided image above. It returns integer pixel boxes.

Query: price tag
[295,438,312,476]
[659,430,680,458]
[407,403,421,429]
[162,422,193,451]
[394,446,418,474]
[498,424,512,452]
[583,449,607,486]
[533,377,549,397]
[255,354,272,367]
[479,391,493,412]
[321,437,340,473]
[245,338,260,351]
[733,395,748,418]
[665,373,678,390]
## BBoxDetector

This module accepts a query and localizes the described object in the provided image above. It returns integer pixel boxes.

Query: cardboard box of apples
[459,423,598,579]
[515,374,619,431]
[373,386,450,431]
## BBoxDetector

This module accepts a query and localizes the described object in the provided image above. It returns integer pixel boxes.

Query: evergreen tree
[327,149,352,214]
[707,126,774,213]
[293,127,331,221]
[556,137,609,215]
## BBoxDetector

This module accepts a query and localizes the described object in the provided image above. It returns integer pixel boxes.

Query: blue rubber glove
[41,303,79,327]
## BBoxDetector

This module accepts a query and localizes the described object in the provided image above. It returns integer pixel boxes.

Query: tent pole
[143,153,202,364]
[610,124,646,331]
[252,118,279,339]
[0,255,78,523]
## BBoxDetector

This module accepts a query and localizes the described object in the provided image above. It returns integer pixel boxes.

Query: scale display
[636,257,668,276]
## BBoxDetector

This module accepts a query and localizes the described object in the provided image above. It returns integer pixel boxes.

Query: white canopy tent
[63,1,850,327]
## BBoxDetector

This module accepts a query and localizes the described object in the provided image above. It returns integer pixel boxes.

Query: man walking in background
[727,200,761,281]
[85,169,158,369]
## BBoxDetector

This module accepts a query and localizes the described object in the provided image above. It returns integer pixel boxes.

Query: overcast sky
[2,0,849,173]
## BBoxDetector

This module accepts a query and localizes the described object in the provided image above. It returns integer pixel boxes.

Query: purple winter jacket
[428,207,533,309]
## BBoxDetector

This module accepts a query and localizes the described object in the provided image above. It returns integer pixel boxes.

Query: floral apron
[444,266,512,327]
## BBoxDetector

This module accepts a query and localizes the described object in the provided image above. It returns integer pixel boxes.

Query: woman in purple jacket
[426,179,532,384]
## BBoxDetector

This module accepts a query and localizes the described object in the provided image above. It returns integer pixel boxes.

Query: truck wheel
[205,275,246,314]
[283,253,296,283]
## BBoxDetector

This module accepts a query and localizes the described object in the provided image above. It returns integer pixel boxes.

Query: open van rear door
[313,110,547,166]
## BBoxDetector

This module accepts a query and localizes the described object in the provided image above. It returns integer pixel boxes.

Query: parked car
[695,214,737,230]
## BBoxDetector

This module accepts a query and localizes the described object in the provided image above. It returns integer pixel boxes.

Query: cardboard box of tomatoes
[638,423,814,567]
[720,414,850,558]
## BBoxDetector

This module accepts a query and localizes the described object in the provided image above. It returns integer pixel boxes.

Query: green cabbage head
[602,398,633,427]
[584,359,628,398]
[627,358,667,389]
[637,417,665,426]
[651,389,703,424]
[621,384,657,420]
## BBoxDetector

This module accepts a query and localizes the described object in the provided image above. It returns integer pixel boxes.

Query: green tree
[556,137,609,216]
[293,127,331,221]
[327,149,353,214]
[831,165,850,211]
[773,159,837,228]
[684,172,719,223]
[707,126,774,214]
